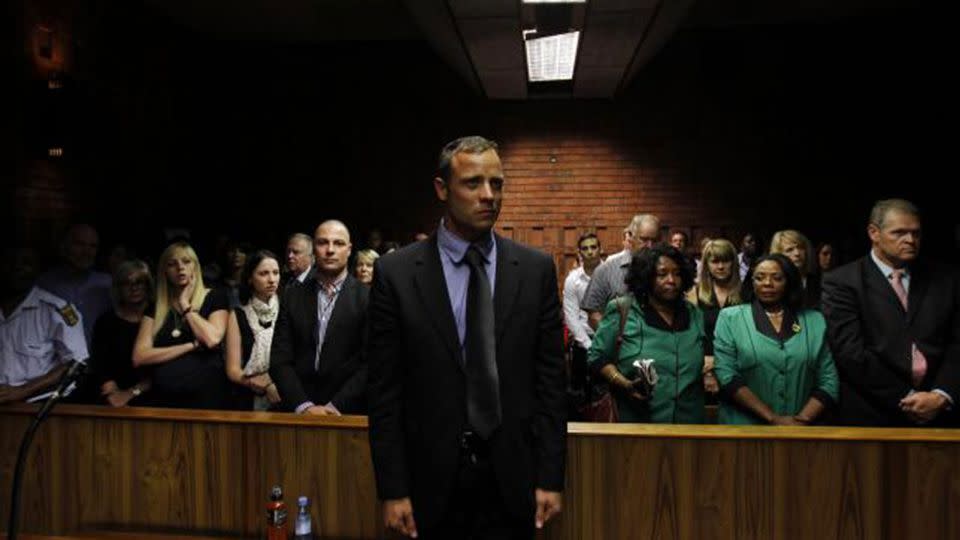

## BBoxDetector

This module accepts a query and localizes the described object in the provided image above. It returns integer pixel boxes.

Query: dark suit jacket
[821,256,960,426]
[282,266,316,292]
[269,272,369,413]
[367,233,566,529]
[804,271,823,310]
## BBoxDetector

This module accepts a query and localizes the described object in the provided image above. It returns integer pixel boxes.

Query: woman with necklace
[713,254,839,425]
[88,260,153,407]
[225,250,282,410]
[588,244,707,423]
[133,242,231,409]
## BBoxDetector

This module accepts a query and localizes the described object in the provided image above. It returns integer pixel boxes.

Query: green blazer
[713,304,839,425]
[588,296,706,423]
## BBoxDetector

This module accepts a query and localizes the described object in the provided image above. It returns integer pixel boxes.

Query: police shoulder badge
[58,304,80,327]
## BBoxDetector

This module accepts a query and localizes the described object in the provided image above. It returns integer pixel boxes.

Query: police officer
[1,245,89,404]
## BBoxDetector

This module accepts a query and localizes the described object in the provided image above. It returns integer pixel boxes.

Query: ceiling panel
[459,17,525,70]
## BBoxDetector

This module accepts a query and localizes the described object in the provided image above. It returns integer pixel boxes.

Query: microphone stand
[6,361,85,540]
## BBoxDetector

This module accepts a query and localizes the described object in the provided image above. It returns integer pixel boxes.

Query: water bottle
[294,495,313,540]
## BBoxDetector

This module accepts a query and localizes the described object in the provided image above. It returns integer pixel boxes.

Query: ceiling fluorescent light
[525,31,580,82]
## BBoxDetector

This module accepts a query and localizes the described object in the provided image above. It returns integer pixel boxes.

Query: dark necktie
[464,244,501,439]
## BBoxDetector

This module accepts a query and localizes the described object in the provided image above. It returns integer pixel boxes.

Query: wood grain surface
[2,404,958,539]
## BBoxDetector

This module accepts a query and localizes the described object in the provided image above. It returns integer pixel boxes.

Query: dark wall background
[12,1,956,269]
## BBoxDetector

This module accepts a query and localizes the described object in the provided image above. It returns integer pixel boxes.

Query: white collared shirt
[563,266,595,349]
[870,249,911,292]
[0,287,88,387]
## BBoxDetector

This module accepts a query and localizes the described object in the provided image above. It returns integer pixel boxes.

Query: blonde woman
[133,242,231,409]
[354,248,379,286]
[769,230,821,309]
[89,259,153,407]
[687,239,743,394]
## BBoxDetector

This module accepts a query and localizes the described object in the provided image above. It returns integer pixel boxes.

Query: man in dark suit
[822,199,960,426]
[367,136,566,539]
[269,220,368,414]
[282,232,315,289]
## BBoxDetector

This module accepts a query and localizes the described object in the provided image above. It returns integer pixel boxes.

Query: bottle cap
[298,496,309,506]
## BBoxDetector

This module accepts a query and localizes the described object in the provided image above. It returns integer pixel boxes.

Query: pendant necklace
[171,310,183,338]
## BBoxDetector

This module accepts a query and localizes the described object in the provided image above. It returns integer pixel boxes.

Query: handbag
[577,297,632,422]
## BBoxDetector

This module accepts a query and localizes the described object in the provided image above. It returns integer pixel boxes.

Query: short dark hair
[577,232,599,250]
[436,136,499,183]
[741,253,804,311]
[625,243,694,307]
[239,249,279,304]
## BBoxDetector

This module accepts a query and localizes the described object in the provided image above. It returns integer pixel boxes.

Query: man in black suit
[269,220,368,414]
[367,136,566,539]
[822,199,960,426]
[282,232,315,289]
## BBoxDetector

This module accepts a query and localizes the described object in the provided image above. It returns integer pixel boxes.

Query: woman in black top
[133,242,231,409]
[90,259,153,407]
[687,238,743,395]
[224,250,282,410]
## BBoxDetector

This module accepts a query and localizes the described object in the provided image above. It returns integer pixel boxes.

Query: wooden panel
[2,405,959,539]
[902,443,960,539]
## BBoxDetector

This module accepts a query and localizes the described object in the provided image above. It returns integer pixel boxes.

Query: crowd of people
[0,193,955,428]
[3,136,957,539]
[565,199,959,427]
[0,220,413,413]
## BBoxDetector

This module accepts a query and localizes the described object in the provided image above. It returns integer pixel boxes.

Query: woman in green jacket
[713,253,839,425]
[588,244,706,423]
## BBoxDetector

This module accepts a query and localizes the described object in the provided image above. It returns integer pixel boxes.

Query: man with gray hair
[822,198,960,426]
[283,232,315,288]
[580,213,661,329]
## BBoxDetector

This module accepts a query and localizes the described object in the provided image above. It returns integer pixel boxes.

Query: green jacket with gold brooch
[713,302,839,425]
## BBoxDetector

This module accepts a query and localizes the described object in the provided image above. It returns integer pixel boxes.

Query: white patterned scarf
[241,294,279,376]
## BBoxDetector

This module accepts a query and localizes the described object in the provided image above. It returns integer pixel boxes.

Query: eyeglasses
[119,278,149,288]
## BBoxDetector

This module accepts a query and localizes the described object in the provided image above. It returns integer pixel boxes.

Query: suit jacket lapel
[414,235,462,362]
[906,263,928,324]
[304,278,320,355]
[862,257,905,316]
[494,235,521,344]
[322,275,356,351]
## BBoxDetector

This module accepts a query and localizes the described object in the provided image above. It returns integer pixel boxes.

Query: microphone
[24,360,88,404]
[52,360,87,398]
[8,359,87,540]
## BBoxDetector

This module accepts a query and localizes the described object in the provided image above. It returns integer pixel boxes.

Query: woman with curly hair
[587,243,707,423]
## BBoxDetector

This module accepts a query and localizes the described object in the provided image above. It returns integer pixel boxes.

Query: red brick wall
[496,133,742,277]
[12,4,954,269]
